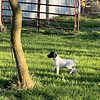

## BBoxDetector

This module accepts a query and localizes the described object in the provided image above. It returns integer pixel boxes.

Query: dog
[47,51,76,75]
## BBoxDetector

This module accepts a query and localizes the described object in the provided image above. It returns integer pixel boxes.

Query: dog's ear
[51,48,55,52]
[52,49,55,52]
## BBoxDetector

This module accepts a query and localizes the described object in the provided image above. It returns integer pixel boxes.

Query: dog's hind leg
[69,66,76,74]
[70,69,76,74]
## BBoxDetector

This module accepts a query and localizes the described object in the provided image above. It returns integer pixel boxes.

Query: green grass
[0,17,100,100]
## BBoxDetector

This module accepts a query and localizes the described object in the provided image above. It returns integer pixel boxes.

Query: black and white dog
[47,51,76,75]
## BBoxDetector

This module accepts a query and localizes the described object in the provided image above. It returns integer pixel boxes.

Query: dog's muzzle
[47,54,51,58]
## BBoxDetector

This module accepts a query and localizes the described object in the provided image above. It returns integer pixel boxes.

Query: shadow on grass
[63,70,100,84]
[0,79,11,89]
[24,46,100,58]
[30,65,100,84]
[62,31,100,40]
[0,38,10,43]
[30,67,58,78]
[0,66,17,89]
[79,72,100,82]
[78,32,100,40]
[0,67,100,99]
[0,46,11,52]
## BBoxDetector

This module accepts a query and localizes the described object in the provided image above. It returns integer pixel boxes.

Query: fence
[2,0,81,33]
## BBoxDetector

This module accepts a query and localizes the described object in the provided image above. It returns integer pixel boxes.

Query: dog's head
[47,51,57,58]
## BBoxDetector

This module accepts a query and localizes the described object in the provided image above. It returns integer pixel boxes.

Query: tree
[9,0,35,89]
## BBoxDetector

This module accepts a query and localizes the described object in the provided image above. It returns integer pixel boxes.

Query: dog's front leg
[54,61,59,75]
[56,66,59,75]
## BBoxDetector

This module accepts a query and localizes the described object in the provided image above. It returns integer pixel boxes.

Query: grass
[0,17,100,100]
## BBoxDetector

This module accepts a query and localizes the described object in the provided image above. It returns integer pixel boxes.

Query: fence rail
[2,0,81,33]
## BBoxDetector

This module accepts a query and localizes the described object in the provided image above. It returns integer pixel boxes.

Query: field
[0,17,100,100]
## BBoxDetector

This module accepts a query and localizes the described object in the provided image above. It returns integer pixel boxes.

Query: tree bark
[9,0,34,89]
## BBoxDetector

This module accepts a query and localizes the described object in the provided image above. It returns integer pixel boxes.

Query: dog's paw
[52,68,56,72]
[70,70,77,74]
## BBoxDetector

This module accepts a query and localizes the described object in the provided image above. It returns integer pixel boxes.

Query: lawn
[0,17,100,100]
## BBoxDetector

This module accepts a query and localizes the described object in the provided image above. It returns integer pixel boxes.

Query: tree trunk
[9,0,34,89]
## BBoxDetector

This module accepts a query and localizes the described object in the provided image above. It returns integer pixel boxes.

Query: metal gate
[1,0,81,33]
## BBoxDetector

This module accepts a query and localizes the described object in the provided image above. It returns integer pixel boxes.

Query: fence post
[0,0,2,26]
[78,0,81,33]
[37,0,41,33]
[74,0,77,32]
[46,0,49,19]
